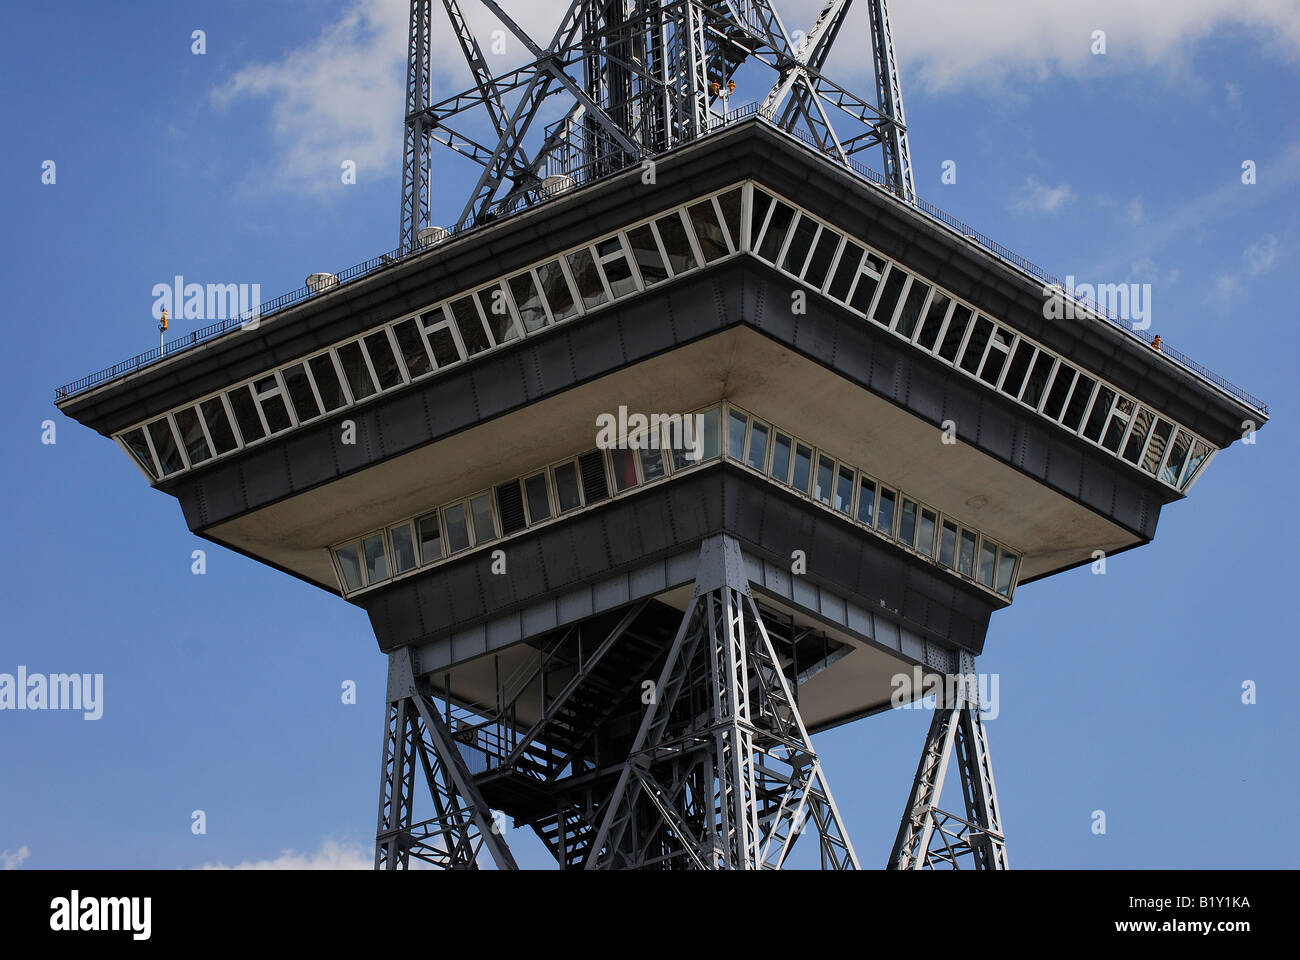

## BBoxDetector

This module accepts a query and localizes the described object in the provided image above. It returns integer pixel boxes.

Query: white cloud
[198,839,371,870]
[1,846,29,870]
[1126,196,1145,226]
[1243,234,1279,274]
[1015,177,1075,214]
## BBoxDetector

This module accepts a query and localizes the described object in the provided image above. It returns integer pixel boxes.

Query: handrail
[54,107,1268,415]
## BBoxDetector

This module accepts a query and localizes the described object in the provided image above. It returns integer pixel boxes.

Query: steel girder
[374,648,519,870]
[887,651,1008,869]
[585,535,859,869]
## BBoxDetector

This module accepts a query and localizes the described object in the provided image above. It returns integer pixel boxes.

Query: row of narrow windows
[330,403,1021,602]
[115,182,1213,496]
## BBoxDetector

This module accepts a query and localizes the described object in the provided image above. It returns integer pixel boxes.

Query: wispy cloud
[1,846,30,870]
[1244,235,1279,275]
[1015,177,1075,214]
[198,839,371,870]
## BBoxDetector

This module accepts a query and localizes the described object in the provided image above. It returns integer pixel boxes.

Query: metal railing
[54,107,1268,415]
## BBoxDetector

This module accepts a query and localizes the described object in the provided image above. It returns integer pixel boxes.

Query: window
[958,530,977,578]
[254,375,293,434]
[1142,420,1173,475]
[779,215,819,275]
[996,550,1018,596]
[979,328,1012,386]
[444,503,471,553]
[595,237,638,299]
[364,331,404,390]
[716,188,744,250]
[282,363,321,423]
[959,316,993,375]
[687,201,729,262]
[898,498,918,547]
[870,266,907,327]
[469,493,496,543]
[814,455,834,505]
[390,522,417,574]
[1000,342,1035,399]
[567,248,609,310]
[792,443,813,493]
[698,408,721,460]
[1122,407,1155,463]
[804,230,841,289]
[1102,397,1133,452]
[1042,365,1076,421]
[639,446,666,482]
[894,280,930,339]
[524,473,552,522]
[536,260,578,321]
[337,341,377,400]
[449,297,491,356]
[939,521,958,567]
[937,308,972,363]
[480,285,521,345]
[857,477,876,526]
[422,316,462,368]
[1061,375,1095,431]
[508,271,550,332]
[918,508,938,558]
[309,353,349,410]
[611,448,639,491]
[656,212,700,274]
[199,397,238,455]
[876,487,896,535]
[417,512,443,562]
[1181,440,1212,489]
[120,428,157,479]
[362,533,388,584]
[746,421,769,471]
[750,189,775,251]
[392,319,434,377]
[173,407,212,466]
[771,433,792,484]
[554,461,582,512]
[827,242,863,302]
[978,540,997,588]
[227,385,266,444]
[755,201,795,262]
[1021,353,1055,408]
[1082,387,1115,442]
[916,292,951,350]
[834,466,854,515]
[336,544,362,592]
[1161,430,1192,485]
[728,410,747,460]
[626,224,669,286]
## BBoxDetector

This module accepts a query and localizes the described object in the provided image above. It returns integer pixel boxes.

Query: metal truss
[888,651,1008,869]
[585,535,858,869]
[374,648,519,869]
[400,0,916,251]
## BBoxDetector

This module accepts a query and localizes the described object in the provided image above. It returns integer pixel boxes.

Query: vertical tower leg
[888,651,1008,869]
[586,535,858,869]
[374,648,518,870]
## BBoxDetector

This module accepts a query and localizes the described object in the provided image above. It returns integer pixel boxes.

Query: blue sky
[1,0,1297,869]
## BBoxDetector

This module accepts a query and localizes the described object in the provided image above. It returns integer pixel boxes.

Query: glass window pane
[918,509,938,558]
[746,422,769,471]
[537,260,578,320]
[444,504,470,553]
[899,499,918,546]
[600,252,637,299]
[979,540,997,587]
[390,523,416,574]
[362,533,388,584]
[699,408,721,460]
[1181,440,1212,489]
[750,189,774,249]
[792,443,813,493]
[121,428,158,478]
[336,544,362,592]
[1021,353,1056,407]
[554,462,582,512]
[567,248,608,310]
[227,386,266,443]
[1000,341,1035,398]
[804,230,840,288]
[979,329,1013,386]
[779,215,818,274]
[1043,366,1076,420]
[728,410,747,460]
[309,354,348,410]
[871,267,908,326]
[997,551,1018,596]
[364,331,404,390]
[481,285,519,344]
[959,530,977,577]
[916,292,951,350]
[173,407,211,465]
[199,398,238,455]
[959,316,993,373]
[525,473,552,522]
[876,488,896,534]
[771,433,792,483]
[337,341,376,400]
[688,201,728,262]
[755,201,795,262]
[450,297,490,355]
[1123,407,1155,463]
[716,188,743,249]
[1062,375,1095,431]
[426,325,461,367]
[1083,386,1115,442]
[626,225,668,286]
[848,268,880,314]
[509,272,549,332]
[393,319,433,377]
[417,511,443,562]
[814,455,834,505]
[1161,430,1192,485]
[857,477,876,525]
[611,448,638,491]
[939,521,958,567]
[469,493,495,543]
[260,393,293,434]
[937,308,972,363]
[282,363,321,422]
[657,212,700,274]
[895,280,930,338]
[827,241,863,301]
[834,466,854,514]
[1102,397,1133,452]
[639,447,666,482]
